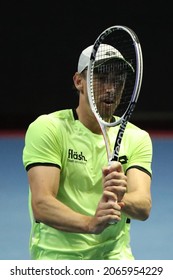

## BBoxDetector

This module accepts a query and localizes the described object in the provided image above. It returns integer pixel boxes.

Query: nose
[105,84,116,94]
[104,77,117,88]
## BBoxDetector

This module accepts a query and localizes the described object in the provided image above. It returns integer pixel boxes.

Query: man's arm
[122,167,152,220]
[102,162,152,221]
[27,165,124,234]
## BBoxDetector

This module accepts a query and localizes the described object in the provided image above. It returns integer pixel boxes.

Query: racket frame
[87,25,143,162]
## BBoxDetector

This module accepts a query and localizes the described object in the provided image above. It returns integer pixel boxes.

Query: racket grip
[109,220,117,225]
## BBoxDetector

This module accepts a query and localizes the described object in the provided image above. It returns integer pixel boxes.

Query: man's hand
[87,191,124,234]
[102,161,127,202]
[87,162,127,234]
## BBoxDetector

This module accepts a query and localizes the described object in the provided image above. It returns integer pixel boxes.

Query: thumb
[118,201,125,209]
[109,160,123,173]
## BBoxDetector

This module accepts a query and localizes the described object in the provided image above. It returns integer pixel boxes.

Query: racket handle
[109,220,117,225]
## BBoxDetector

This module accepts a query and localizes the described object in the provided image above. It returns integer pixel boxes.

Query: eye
[95,72,127,85]
[96,74,107,83]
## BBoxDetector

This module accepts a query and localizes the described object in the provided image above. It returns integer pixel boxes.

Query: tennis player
[22,44,153,260]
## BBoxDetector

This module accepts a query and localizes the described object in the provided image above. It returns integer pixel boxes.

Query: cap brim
[95,57,134,72]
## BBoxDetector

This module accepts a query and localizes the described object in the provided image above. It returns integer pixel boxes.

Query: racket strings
[92,58,135,123]
[91,31,136,124]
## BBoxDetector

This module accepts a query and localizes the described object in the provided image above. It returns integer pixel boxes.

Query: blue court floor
[0,132,173,260]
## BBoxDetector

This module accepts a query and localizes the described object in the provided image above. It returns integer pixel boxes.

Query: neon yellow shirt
[22,109,152,260]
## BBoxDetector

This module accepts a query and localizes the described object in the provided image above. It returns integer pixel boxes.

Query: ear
[73,72,84,91]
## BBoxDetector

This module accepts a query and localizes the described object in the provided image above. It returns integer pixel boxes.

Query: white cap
[77,44,134,73]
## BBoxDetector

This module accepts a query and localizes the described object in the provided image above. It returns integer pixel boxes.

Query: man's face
[92,63,127,121]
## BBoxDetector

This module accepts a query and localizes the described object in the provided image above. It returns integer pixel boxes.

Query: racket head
[86,25,143,128]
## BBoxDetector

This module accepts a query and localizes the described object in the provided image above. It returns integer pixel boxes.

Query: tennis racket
[86,25,143,222]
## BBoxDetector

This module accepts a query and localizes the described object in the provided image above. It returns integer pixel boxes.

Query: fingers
[89,191,125,234]
[103,169,127,185]
[90,162,127,234]
[95,199,122,225]
[102,161,127,185]
[102,162,127,202]
[101,189,118,203]
[102,161,123,176]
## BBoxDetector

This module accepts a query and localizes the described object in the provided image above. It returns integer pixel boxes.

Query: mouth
[101,94,115,105]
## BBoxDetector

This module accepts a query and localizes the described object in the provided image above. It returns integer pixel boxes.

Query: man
[22,44,152,260]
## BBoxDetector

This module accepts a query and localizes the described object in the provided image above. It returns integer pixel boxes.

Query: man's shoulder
[125,121,151,142]
[31,109,73,125]
[26,109,74,136]
[49,108,74,121]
